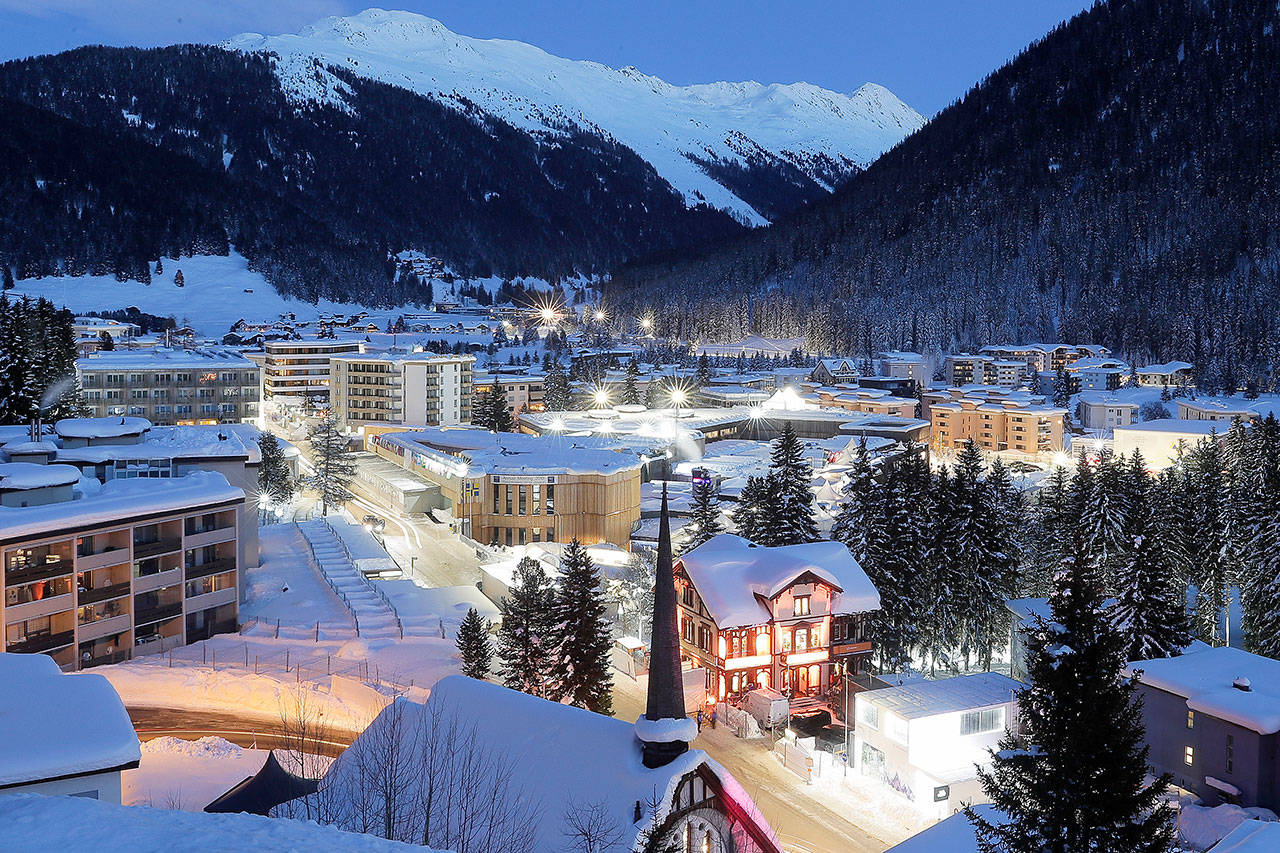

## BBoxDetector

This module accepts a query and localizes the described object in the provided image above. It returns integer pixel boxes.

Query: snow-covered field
[242,523,356,637]
[124,737,269,812]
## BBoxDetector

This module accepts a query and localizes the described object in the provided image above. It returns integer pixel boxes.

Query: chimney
[638,483,691,769]
[1233,677,1252,692]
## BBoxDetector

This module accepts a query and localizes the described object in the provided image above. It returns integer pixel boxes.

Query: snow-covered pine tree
[831,438,875,562]
[968,535,1176,853]
[730,474,768,542]
[1078,451,1131,590]
[97,330,115,351]
[497,556,555,698]
[306,414,355,515]
[621,358,642,405]
[763,422,819,544]
[1107,459,1191,661]
[549,538,614,714]
[1185,437,1230,644]
[257,431,295,506]
[543,357,571,410]
[1024,462,1073,597]
[681,476,724,554]
[0,294,35,422]
[1236,415,1280,654]
[455,606,493,680]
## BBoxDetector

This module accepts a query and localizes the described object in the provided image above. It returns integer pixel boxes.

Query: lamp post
[669,387,687,413]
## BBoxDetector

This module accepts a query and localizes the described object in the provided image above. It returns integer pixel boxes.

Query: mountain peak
[226,9,924,223]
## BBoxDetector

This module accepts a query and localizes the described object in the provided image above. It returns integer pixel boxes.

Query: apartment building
[1137,361,1195,387]
[945,354,995,387]
[0,465,243,671]
[471,369,546,416]
[329,351,474,431]
[675,534,881,702]
[1077,394,1139,431]
[979,343,1111,374]
[77,348,260,426]
[808,386,918,419]
[929,388,1067,455]
[367,427,642,548]
[1177,399,1260,424]
[261,339,363,404]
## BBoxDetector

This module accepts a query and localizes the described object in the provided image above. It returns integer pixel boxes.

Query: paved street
[128,708,359,757]
[612,678,894,853]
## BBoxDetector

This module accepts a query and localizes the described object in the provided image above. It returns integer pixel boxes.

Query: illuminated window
[793,595,810,617]
[1184,746,1194,766]
[1187,711,1195,729]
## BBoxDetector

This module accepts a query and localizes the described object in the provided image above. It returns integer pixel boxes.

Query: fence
[239,617,358,642]
[320,517,404,640]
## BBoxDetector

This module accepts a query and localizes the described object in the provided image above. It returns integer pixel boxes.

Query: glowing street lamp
[539,306,558,324]
[669,388,688,408]
[639,316,654,336]
[593,388,611,409]
[594,309,607,322]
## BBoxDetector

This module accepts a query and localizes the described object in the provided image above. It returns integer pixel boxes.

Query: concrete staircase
[299,520,402,641]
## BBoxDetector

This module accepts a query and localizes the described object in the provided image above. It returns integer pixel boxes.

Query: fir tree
[681,475,724,554]
[497,556,556,697]
[455,607,493,680]
[257,431,295,506]
[694,353,713,390]
[306,414,355,515]
[97,330,115,351]
[1078,452,1131,589]
[1185,438,1230,644]
[154,257,162,275]
[1107,462,1191,661]
[761,423,818,544]
[968,536,1176,853]
[831,438,875,562]
[731,474,768,542]
[543,357,571,411]
[550,539,614,714]
[621,358,642,405]
[173,269,184,287]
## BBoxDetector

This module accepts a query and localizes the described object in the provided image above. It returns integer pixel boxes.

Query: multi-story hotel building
[262,339,363,404]
[471,369,546,416]
[329,351,474,431]
[929,387,1067,456]
[0,465,243,671]
[674,534,881,702]
[77,348,260,426]
[978,343,1111,374]
[367,427,642,548]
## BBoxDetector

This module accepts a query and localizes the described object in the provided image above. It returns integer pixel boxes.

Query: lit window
[1186,710,1195,729]
[1184,746,1194,766]
[793,595,811,617]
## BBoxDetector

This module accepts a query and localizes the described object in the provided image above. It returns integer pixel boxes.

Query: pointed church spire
[640,483,690,768]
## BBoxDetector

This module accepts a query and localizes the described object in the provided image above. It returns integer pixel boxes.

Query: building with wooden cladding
[675,534,881,703]
[366,426,642,548]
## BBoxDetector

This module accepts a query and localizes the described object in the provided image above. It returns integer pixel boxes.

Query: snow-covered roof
[0,794,434,851]
[887,803,1000,852]
[0,462,81,491]
[76,346,256,370]
[54,417,151,440]
[379,427,646,476]
[1113,418,1225,436]
[1076,392,1140,409]
[0,471,244,542]
[859,672,1022,720]
[323,675,780,852]
[0,654,140,786]
[1136,361,1193,374]
[678,534,880,628]
[1214,820,1280,852]
[1128,646,1280,735]
[54,424,262,465]
[1,440,58,455]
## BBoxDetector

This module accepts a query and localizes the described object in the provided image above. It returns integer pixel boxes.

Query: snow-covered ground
[241,523,356,638]
[123,736,269,812]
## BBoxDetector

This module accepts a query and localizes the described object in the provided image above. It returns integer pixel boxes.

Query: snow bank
[124,737,267,812]
[0,794,435,851]
[634,715,698,743]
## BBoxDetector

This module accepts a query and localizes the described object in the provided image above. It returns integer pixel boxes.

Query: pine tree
[497,556,555,697]
[731,474,768,542]
[695,353,713,391]
[257,431,295,506]
[455,607,493,680]
[97,330,115,351]
[306,414,355,515]
[681,476,724,554]
[621,358,642,405]
[831,438,875,562]
[861,454,930,671]
[173,269,184,287]
[761,423,818,544]
[550,539,614,714]
[543,357,570,411]
[473,387,513,432]
[1,266,13,290]
[1107,462,1191,661]
[1079,452,1132,589]
[969,536,1176,853]
[1052,365,1073,408]
[1185,438,1230,644]
[154,257,163,275]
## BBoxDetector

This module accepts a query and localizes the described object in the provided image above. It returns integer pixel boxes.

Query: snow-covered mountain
[227,9,924,224]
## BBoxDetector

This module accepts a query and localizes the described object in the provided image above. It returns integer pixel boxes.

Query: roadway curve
[128,708,358,758]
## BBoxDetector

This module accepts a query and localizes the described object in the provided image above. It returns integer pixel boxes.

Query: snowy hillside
[227,9,925,224]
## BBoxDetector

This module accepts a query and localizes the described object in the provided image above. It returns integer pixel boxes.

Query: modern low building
[1127,646,1280,812]
[77,348,260,426]
[329,351,474,431]
[853,672,1022,820]
[928,388,1067,456]
[1177,400,1260,424]
[1112,419,1228,469]
[367,427,643,548]
[0,468,244,671]
[261,339,363,404]
[807,386,919,419]
[674,534,881,702]
[0,652,140,801]
[979,343,1111,374]
[873,351,926,384]
[1077,393,1139,432]
[1137,361,1195,387]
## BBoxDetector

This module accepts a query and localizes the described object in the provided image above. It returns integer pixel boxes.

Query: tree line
[0,294,80,423]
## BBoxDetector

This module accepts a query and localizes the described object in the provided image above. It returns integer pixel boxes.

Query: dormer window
[793,595,810,617]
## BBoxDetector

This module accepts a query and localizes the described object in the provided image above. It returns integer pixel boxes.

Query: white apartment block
[330,351,474,431]
[77,348,260,426]
[262,339,364,403]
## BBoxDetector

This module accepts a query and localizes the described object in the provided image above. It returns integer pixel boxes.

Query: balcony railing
[7,630,75,655]
[79,581,131,606]
[134,602,182,627]
[133,538,182,560]
[185,558,236,581]
[5,560,72,586]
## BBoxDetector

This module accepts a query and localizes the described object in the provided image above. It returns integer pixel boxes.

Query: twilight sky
[0,1,1092,115]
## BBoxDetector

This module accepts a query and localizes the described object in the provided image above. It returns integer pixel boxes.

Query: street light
[593,388,611,408]
[593,308,606,322]
[669,388,687,409]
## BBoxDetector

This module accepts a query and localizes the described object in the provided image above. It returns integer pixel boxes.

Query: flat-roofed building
[1177,399,1260,424]
[945,354,994,387]
[77,348,260,426]
[929,388,1067,456]
[0,469,244,671]
[471,369,545,416]
[1077,394,1139,432]
[262,339,363,404]
[1137,361,1195,387]
[1112,418,1232,469]
[367,427,642,548]
[329,351,474,431]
